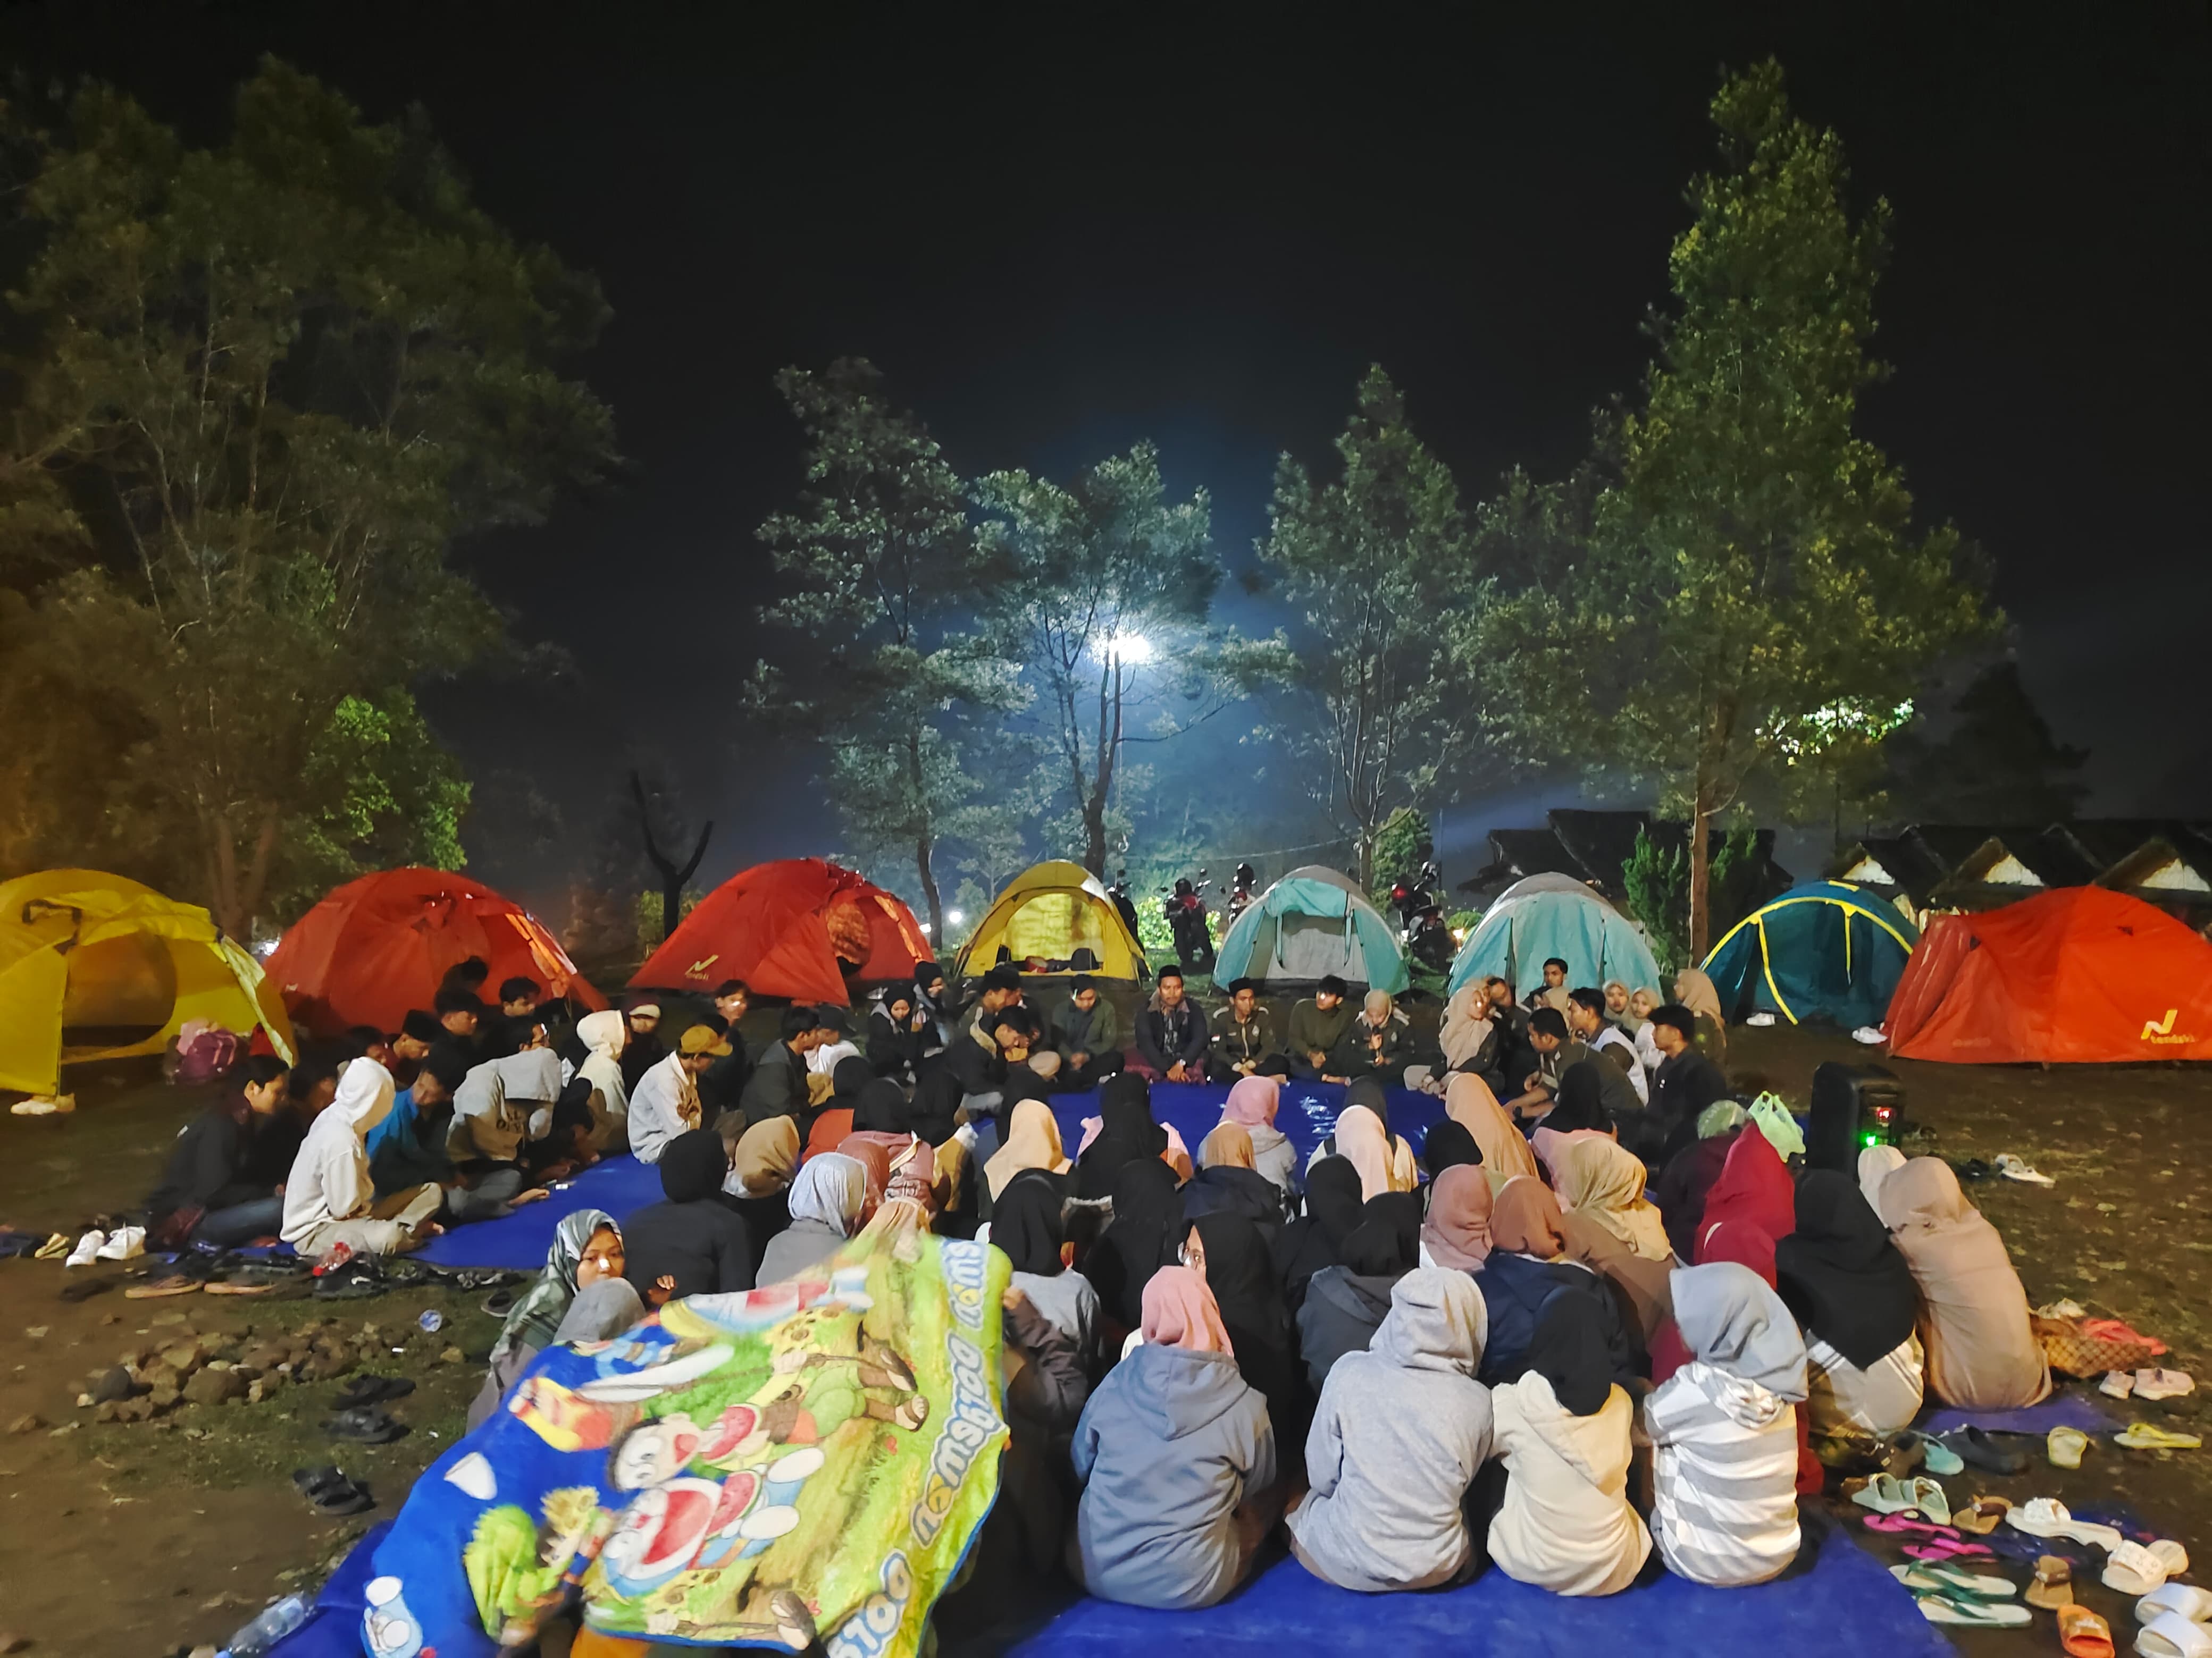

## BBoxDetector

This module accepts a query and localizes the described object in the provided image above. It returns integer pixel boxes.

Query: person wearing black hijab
[1295,1193,1420,1391]
[622,1128,756,1301]
[1181,1137,1288,1234]
[1420,1120,1482,1183]
[1088,1156,1185,1332]
[908,1067,963,1145]
[867,986,930,1083]
[1191,1211,1305,1451]
[1775,1171,1922,1431]
[1272,1155,1365,1312]
[993,1167,1101,1373]
[1524,1293,1618,1416]
[1075,1074,1169,1200]
[852,1077,914,1137]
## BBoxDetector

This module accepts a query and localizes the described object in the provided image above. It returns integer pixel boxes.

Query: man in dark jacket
[698,979,754,1118]
[1284,975,1355,1082]
[1133,965,1207,1082]
[1207,978,1273,1080]
[1054,975,1123,1090]
[737,1005,821,1128]
[1645,1004,1730,1165]
[146,1054,297,1247]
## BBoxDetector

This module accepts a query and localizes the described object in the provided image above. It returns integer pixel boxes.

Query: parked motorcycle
[1224,861,1259,928]
[1162,872,1216,972]
[1406,903,1456,973]
[1107,869,1143,944]
[1387,859,1443,938]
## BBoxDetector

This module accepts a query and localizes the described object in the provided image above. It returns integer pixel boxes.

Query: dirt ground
[1,1022,2206,1656]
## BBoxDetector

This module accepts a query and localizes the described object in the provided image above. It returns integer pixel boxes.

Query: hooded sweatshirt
[1288,1270,1495,1593]
[627,1048,701,1164]
[449,1050,563,1164]
[1643,1261,1807,1587]
[281,1058,396,1245]
[1221,1075,1299,1194]
[1487,1331,1650,1596]
[1071,1341,1277,1610]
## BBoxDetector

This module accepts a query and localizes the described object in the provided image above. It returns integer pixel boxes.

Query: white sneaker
[1745,1011,1777,1027]
[64,1228,106,1268]
[10,1093,74,1116]
[1850,1025,1887,1046]
[95,1225,145,1261]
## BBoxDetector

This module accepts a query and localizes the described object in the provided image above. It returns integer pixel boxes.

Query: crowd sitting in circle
[142,955,2049,1615]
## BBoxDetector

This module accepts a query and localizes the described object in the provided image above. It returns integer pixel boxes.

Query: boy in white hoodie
[281,1059,442,1258]
[1644,1261,1808,1587]
[1488,1294,1650,1596]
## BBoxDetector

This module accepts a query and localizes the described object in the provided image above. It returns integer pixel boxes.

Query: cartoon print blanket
[361,1207,1009,1655]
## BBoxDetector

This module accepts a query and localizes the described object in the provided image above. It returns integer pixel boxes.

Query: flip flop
[31,1233,70,1261]
[1862,1514,1963,1540]
[1952,1495,2012,1535]
[123,1276,202,1299]
[1892,1562,2016,1598]
[335,1375,416,1409]
[1893,1431,1965,1476]
[2116,1424,2202,1452]
[2051,1426,2092,1468]
[2057,1603,2116,1658]
[2135,1369,2195,1401]
[1912,1590,2031,1627]
[2137,1612,2212,1658]
[1994,1153,2056,1185]
[2027,1554,2077,1610]
[2138,1584,2212,1623]
[322,1407,408,1445]
[1904,1538,1997,1563]
[1938,1427,2030,1475]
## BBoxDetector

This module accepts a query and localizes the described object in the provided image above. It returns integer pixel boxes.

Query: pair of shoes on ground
[292,1465,375,1516]
[2106,1368,2196,1402]
[63,1225,144,1267]
[1895,1560,2032,1628]
[2135,1583,2212,1657]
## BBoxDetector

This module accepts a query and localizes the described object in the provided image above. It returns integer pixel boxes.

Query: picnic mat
[1922,1394,2115,1435]
[414,1081,1444,1270]
[1006,1511,1949,1657]
[359,1207,1008,1657]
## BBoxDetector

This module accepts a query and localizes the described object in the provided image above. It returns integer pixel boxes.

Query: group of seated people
[246,955,2044,1628]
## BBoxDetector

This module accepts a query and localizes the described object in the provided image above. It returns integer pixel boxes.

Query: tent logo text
[2142,1008,2196,1046]
[685,953,720,979]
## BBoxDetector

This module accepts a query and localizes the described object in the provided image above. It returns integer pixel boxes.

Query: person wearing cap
[629,1023,728,1164]
[619,1000,667,1093]
[1055,975,1122,1089]
[698,979,754,1118]
[738,1005,824,1129]
[1208,978,1273,1081]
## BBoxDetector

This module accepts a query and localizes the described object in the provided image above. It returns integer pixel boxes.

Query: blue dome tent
[1447,872,1663,999]
[1211,865,1409,994]
[1700,879,1920,1029]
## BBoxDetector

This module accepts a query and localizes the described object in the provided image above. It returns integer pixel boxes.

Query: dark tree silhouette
[631,771,712,945]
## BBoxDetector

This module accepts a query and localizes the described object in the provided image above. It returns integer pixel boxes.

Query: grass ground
[1,1016,2206,1654]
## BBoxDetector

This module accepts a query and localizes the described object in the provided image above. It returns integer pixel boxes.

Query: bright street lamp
[1096,632,1153,665]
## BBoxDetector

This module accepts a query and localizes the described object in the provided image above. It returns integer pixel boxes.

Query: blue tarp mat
[414,1081,1444,1270]
[1922,1394,2114,1435]
[266,1520,387,1658]
[1009,1514,1948,1657]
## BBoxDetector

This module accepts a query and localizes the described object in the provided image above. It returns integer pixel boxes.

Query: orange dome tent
[630,858,930,1007]
[1884,886,2212,1064]
[267,868,605,1040]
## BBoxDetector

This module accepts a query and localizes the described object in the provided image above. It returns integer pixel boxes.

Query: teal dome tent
[1700,880,1919,1029]
[1212,865,1409,994]
[1446,872,1663,999]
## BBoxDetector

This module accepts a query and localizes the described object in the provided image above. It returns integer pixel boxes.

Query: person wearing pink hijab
[1070,1265,1277,1609]
[1220,1074,1297,1193]
[1420,1165,1494,1272]
[1445,1072,1539,1192]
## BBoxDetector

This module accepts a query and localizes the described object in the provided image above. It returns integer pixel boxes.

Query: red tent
[267,868,606,1039]
[1885,886,2212,1063]
[630,858,931,1007]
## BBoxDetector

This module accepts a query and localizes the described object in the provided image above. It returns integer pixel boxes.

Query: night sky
[7,3,2205,909]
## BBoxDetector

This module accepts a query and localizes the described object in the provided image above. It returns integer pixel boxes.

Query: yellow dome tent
[952,860,1148,980]
[0,869,294,1096]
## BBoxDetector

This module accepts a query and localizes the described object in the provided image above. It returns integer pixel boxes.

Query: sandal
[292,1465,375,1516]
[2056,1603,2115,1658]
[2116,1423,2202,1452]
[123,1276,202,1299]
[2135,1369,2195,1401]
[2106,1540,2171,1597]
[1862,1514,1963,1541]
[2138,1583,2212,1622]
[31,1232,71,1261]
[2027,1554,2076,1610]
[481,1288,518,1319]
[1848,1473,1923,1516]
[1891,1562,2015,1598]
[58,1276,114,1303]
[2009,1498,2126,1550]
[322,1407,408,1445]
[1911,1590,2031,1627]
[2137,1612,2212,1658]
[1892,1430,1965,1476]
[1938,1427,2029,1475]
[1904,1538,1996,1563]
[202,1280,276,1296]
[1952,1495,2012,1535]
[2050,1425,2092,1468]
[335,1375,416,1409]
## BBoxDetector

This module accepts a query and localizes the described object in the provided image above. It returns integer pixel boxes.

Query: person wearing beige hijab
[1875,1158,2049,1409]
[1329,1093,1418,1201]
[1444,1072,1539,1192]
[725,1114,800,1197]
[1672,967,1729,1064]
[573,1008,631,1153]
[1200,1122,1258,1171]
[984,1096,1073,1203]
[1555,1137,1673,1262]
[1437,981,1499,1074]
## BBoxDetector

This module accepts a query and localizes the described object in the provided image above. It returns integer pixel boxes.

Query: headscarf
[1075,1074,1168,1199]
[1221,1074,1280,1129]
[1339,1192,1421,1277]
[1363,989,1396,1025]
[491,1207,618,1367]
[1444,1072,1539,1184]
[1775,1171,1919,1369]
[1696,1124,1797,1257]
[1492,1174,1567,1260]
[1438,981,1497,1071]
[1697,1099,1749,1139]
[852,1078,912,1135]
[985,1097,1071,1199]
[1306,1156,1365,1247]
[1527,1294,1615,1416]
[1540,1062,1611,1134]
[1199,1122,1256,1171]
[1421,1120,1481,1180]
[658,1128,730,1202]
[1604,980,1643,1034]
[575,1009,629,1115]
[1334,1101,1400,1201]
[1875,1157,2049,1410]
[1674,967,1727,1029]
[1532,1125,1610,1186]
[1142,1265,1233,1354]
[1421,1165,1494,1271]
[1555,1136,1672,1260]
[992,1168,1067,1277]
[1097,1157,1184,1327]
[1699,1219,1777,1287]
[908,1068,962,1144]
[730,1116,800,1196]
[1670,1259,1808,1401]
[787,1152,866,1234]
[1858,1143,1907,1214]
[1372,1268,1488,1377]
[1193,1213,1292,1356]
[831,1055,874,1104]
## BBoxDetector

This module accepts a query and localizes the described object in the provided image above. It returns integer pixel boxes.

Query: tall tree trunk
[915,832,944,952]
[1687,766,1715,963]
[1082,798,1108,878]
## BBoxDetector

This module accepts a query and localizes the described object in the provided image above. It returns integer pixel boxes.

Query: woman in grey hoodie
[1295,1193,1419,1392]
[1287,1268,1495,1593]
[1070,1266,1277,1609]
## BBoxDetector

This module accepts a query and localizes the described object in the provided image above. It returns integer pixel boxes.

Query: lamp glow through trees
[1096,632,1153,664]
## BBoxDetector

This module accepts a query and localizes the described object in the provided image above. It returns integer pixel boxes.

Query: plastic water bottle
[418,1309,444,1334]
[220,1593,309,1656]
